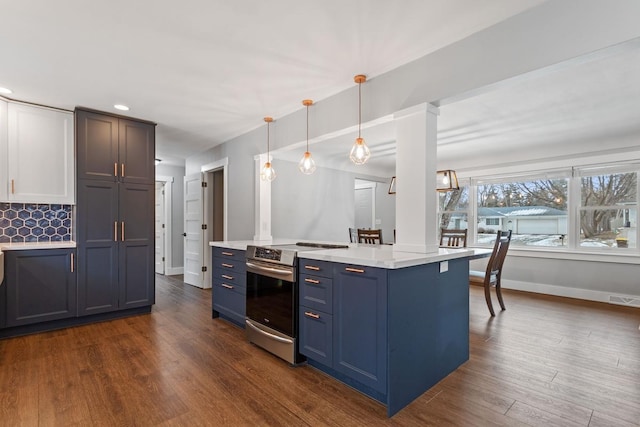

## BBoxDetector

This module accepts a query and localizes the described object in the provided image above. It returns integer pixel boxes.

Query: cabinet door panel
[333,265,387,394]
[76,180,119,315]
[119,183,155,308]
[0,100,8,201]
[7,103,74,204]
[299,308,333,366]
[76,110,119,182]
[5,249,76,326]
[212,282,245,324]
[119,119,155,184]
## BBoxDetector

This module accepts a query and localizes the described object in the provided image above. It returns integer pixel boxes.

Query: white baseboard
[165,267,184,276]
[503,279,640,307]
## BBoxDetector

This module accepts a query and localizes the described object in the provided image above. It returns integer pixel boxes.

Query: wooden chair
[357,228,383,244]
[439,228,468,248]
[348,227,357,243]
[469,230,512,316]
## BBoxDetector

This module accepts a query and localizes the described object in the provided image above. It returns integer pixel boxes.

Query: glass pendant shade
[351,74,370,165]
[298,151,316,174]
[349,137,371,165]
[260,161,276,181]
[260,116,276,182]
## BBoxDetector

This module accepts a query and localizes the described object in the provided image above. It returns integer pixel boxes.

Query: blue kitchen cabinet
[212,247,246,326]
[298,256,470,417]
[76,108,155,316]
[76,108,155,185]
[332,264,387,395]
[4,248,76,327]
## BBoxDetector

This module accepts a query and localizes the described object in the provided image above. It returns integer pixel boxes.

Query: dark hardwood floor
[1,274,639,426]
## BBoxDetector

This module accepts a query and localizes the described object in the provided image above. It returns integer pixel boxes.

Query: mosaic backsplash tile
[0,203,73,244]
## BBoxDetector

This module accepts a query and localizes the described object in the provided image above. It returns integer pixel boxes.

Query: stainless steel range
[245,242,348,364]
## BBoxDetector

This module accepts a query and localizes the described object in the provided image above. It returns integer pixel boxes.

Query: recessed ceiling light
[114,104,130,111]
[0,87,13,94]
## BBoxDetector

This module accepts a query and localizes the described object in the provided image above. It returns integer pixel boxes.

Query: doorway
[183,159,228,288]
[355,179,377,229]
[155,182,166,274]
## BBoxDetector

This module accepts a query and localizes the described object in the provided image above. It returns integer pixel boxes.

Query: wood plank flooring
[0,274,639,426]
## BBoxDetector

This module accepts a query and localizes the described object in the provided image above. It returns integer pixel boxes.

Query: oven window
[246,271,294,336]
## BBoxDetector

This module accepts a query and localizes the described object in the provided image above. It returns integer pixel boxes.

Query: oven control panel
[254,247,282,261]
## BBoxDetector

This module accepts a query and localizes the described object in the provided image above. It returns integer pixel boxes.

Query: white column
[393,103,439,254]
[253,154,273,241]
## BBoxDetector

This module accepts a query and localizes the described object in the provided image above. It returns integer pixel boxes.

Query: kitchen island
[210,240,479,417]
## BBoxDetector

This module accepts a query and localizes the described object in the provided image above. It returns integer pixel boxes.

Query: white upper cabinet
[6,102,75,204]
[0,99,7,202]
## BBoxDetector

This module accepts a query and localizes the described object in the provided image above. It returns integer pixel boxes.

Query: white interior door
[184,173,204,287]
[155,182,165,274]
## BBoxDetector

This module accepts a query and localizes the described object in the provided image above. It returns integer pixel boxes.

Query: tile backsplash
[0,203,73,243]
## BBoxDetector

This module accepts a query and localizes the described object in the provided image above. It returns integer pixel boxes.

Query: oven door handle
[245,320,294,344]
[246,261,294,281]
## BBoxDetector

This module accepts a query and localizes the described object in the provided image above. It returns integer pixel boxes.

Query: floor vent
[609,295,640,307]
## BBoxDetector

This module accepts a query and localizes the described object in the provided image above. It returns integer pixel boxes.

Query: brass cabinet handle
[345,267,365,274]
[121,221,125,241]
[304,278,320,284]
[304,311,320,319]
[221,283,234,289]
[221,251,234,256]
[114,221,118,241]
[221,274,233,280]
[304,265,320,271]
[121,163,125,178]
[11,179,15,194]
[114,163,118,177]
[70,253,74,272]
[221,263,234,268]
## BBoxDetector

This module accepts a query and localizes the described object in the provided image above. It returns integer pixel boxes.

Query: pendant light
[260,117,276,182]
[436,170,459,191]
[349,74,371,165]
[298,99,317,175]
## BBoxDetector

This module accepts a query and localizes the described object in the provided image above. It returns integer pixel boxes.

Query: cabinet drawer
[212,247,245,261]
[213,281,246,322]
[212,256,246,274]
[213,277,246,294]
[299,258,333,278]
[299,274,333,314]
[299,307,333,367]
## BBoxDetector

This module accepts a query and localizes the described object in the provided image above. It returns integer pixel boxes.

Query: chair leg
[496,280,506,311]
[484,283,495,316]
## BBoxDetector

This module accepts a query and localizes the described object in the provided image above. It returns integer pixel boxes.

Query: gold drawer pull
[121,163,125,178]
[305,278,320,284]
[70,253,74,272]
[304,311,320,319]
[114,163,118,177]
[221,251,234,256]
[345,267,365,274]
[114,221,118,241]
[221,283,234,289]
[304,265,320,271]
[221,263,234,268]
[221,274,233,280]
[11,179,15,194]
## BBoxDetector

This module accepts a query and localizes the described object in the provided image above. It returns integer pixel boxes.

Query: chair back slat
[439,228,468,248]
[357,229,383,244]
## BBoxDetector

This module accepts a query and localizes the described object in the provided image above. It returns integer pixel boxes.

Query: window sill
[469,245,640,264]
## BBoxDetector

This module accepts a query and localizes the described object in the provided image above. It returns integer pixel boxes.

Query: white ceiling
[0,0,547,165]
[274,38,640,176]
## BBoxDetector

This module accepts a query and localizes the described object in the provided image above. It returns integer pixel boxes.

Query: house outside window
[474,173,569,247]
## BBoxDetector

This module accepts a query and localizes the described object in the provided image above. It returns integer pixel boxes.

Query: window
[438,185,468,233]
[578,168,637,249]
[475,174,569,247]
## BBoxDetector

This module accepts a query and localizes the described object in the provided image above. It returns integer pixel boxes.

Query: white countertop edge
[209,240,481,269]
[298,247,476,269]
[0,241,77,251]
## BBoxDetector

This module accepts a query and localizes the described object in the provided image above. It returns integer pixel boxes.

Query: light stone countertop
[0,241,77,251]
[210,239,488,269]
